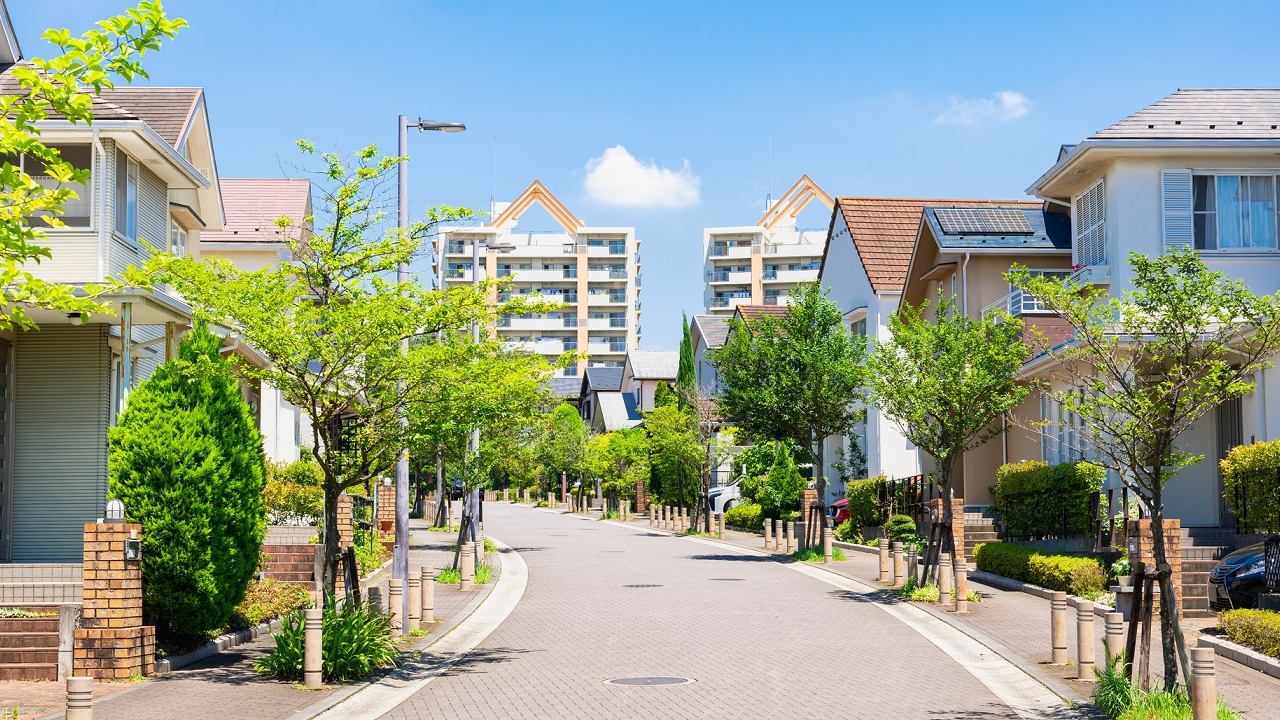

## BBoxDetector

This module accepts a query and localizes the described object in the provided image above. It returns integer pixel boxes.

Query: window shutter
[1161,170,1193,251]
[1074,179,1106,267]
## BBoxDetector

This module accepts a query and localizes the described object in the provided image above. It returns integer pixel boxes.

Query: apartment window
[12,144,94,228]
[1013,270,1071,313]
[849,318,867,337]
[1074,178,1106,267]
[115,148,139,239]
[588,239,604,247]
[1192,174,1278,251]
[608,240,625,254]
[169,219,187,257]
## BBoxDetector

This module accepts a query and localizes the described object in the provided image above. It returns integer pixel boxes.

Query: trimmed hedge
[1222,439,1280,533]
[991,461,1104,539]
[845,477,889,529]
[725,503,763,532]
[1220,609,1280,659]
[885,514,918,544]
[973,542,1107,597]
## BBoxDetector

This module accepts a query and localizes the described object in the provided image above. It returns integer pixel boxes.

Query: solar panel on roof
[935,208,1034,236]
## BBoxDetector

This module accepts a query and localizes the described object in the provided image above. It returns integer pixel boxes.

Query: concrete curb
[155,617,286,674]
[969,569,1116,618]
[1197,634,1280,680]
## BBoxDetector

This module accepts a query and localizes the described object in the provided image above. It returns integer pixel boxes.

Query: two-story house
[0,59,223,566]
[1024,89,1280,529]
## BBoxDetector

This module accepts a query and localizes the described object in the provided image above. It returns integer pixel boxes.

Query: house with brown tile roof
[202,178,312,272]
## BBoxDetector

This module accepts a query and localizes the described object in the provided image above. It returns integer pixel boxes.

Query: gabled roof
[1090,89,1280,141]
[0,62,137,122]
[0,0,20,66]
[624,350,679,381]
[758,174,834,231]
[549,377,581,399]
[202,179,311,244]
[920,204,1064,250]
[734,305,789,322]
[598,391,642,431]
[490,180,583,233]
[581,367,623,393]
[690,314,728,350]
[825,198,1035,294]
[95,87,203,148]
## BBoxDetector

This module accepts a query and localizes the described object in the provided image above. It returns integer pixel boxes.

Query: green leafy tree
[866,291,1030,571]
[164,143,528,595]
[537,403,589,499]
[676,313,696,407]
[1011,248,1280,691]
[653,381,677,409]
[645,404,703,513]
[108,323,266,646]
[1,3,185,329]
[757,442,806,520]
[587,428,650,511]
[709,282,866,544]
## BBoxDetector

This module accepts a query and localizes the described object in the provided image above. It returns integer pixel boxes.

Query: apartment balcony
[586,340,628,355]
[445,242,474,256]
[587,292,627,306]
[563,317,579,328]
[709,244,754,259]
[506,317,572,332]
[763,295,792,306]
[498,268,566,283]
[707,270,752,285]
[445,269,475,282]
[762,268,819,284]
[764,242,824,259]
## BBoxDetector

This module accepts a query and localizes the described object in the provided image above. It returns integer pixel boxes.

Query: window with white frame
[1192,174,1278,251]
[7,144,94,228]
[849,318,867,337]
[1011,270,1071,314]
[114,148,138,239]
[169,219,187,257]
[1074,179,1106,267]
[1040,392,1085,465]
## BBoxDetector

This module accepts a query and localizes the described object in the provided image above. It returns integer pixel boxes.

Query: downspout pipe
[961,252,972,317]
[92,129,107,281]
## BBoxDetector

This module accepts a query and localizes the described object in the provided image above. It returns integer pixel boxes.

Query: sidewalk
[623,512,1280,719]
[3,524,494,720]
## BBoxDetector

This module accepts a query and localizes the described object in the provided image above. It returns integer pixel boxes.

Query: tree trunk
[816,437,828,550]
[1149,481,1190,691]
[433,453,447,528]
[321,479,341,598]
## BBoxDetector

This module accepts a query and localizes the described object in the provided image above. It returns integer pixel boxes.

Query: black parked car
[449,478,466,500]
[1208,543,1266,610]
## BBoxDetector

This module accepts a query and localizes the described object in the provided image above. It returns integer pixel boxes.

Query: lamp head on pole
[105,498,126,523]
[414,117,466,133]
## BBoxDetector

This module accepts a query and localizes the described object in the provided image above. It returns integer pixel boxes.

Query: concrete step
[0,648,57,664]
[1181,546,1227,560]
[0,662,57,681]
[1182,584,1209,598]
[261,544,317,555]
[264,561,314,573]
[0,632,57,649]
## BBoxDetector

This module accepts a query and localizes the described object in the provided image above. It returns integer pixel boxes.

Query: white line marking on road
[307,536,529,720]
[683,537,1083,720]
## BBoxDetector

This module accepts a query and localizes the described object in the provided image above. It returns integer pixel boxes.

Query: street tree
[165,142,527,595]
[866,291,1030,572]
[537,403,589,501]
[644,403,703,521]
[708,282,865,544]
[1,2,185,329]
[1011,248,1280,691]
[586,428,649,513]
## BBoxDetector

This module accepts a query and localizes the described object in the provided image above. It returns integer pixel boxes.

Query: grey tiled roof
[1091,89,1280,140]
[692,315,728,349]
[598,391,642,431]
[583,367,623,392]
[549,377,580,398]
[625,350,679,381]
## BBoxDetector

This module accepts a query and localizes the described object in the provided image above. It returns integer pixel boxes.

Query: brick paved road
[382,504,1026,720]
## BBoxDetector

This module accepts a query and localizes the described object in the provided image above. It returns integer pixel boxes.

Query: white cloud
[583,146,701,208]
[933,91,1033,126]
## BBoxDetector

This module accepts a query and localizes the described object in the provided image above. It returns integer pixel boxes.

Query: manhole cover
[600,550,627,553]
[606,676,695,686]
[623,584,662,588]
[710,578,744,581]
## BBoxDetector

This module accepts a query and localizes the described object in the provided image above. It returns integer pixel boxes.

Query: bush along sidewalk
[1219,609,1280,659]
[1093,649,1239,720]
[896,576,982,604]
[256,598,398,683]
[973,541,1108,600]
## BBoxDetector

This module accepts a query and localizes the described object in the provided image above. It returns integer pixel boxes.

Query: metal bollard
[763,520,773,549]
[878,538,890,583]
[407,576,421,632]
[785,521,795,555]
[954,559,969,613]
[1104,612,1125,661]
[388,578,404,633]
[424,566,440,622]
[892,541,905,587]
[367,585,384,613]
[1050,591,1068,665]
[1191,646,1216,720]
[717,512,725,538]
[1077,600,1095,680]
[304,607,323,689]
[938,553,952,606]
[822,528,833,563]
[771,519,780,551]
[460,544,474,591]
[66,676,93,720]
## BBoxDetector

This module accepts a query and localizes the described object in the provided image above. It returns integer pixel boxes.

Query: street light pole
[395,113,464,628]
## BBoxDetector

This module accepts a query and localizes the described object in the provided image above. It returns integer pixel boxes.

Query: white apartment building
[703,175,833,315]
[436,181,641,376]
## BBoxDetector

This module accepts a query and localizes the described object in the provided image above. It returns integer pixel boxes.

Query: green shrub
[884,514,918,543]
[256,599,398,682]
[833,519,858,542]
[758,444,806,520]
[990,460,1104,540]
[845,477,889,528]
[974,542,1107,597]
[262,459,323,526]
[353,538,390,578]
[476,564,494,584]
[1220,609,1280,658]
[230,579,311,630]
[1222,439,1280,533]
[792,547,847,562]
[436,568,461,584]
[724,503,763,532]
[109,323,266,647]
[0,607,56,618]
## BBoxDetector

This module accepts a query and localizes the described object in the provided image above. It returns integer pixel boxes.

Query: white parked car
[707,480,741,514]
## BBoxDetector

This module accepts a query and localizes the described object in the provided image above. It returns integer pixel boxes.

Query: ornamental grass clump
[256,599,398,682]
[230,579,311,630]
[1092,649,1239,720]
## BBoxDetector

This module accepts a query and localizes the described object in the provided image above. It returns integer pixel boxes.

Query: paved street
[381,503,1037,720]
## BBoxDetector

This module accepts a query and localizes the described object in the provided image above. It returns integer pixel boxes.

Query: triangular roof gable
[0,1,20,66]
[489,180,583,233]
[758,174,834,231]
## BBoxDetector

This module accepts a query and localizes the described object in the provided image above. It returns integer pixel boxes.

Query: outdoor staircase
[261,544,317,589]
[1180,527,1235,618]
[0,607,59,680]
[963,511,1002,562]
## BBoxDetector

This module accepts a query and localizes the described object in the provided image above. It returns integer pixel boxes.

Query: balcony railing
[763,269,777,280]
[707,270,729,282]
[564,293,578,303]
[608,342,626,353]
[609,318,625,328]
[608,244,626,255]
[563,342,578,351]
[710,246,728,256]
[711,297,729,308]
[497,316,511,327]
[563,318,578,328]
[608,293,625,303]
[609,268,627,279]
[563,268,578,279]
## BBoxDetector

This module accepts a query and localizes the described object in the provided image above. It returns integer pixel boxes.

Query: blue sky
[13,1,1280,349]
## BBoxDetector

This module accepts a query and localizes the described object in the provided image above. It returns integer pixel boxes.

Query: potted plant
[1111,554,1133,587]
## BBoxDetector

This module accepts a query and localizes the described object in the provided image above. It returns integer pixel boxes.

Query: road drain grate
[710,578,744,581]
[623,584,662,588]
[606,677,695,686]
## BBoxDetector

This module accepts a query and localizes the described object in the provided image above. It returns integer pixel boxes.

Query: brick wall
[1129,518,1182,618]
[376,484,394,528]
[72,522,155,679]
[337,495,353,547]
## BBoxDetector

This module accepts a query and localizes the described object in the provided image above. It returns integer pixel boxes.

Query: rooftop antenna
[492,137,497,205]
[766,131,773,212]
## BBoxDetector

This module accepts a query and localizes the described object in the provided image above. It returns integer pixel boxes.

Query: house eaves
[38,119,209,189]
